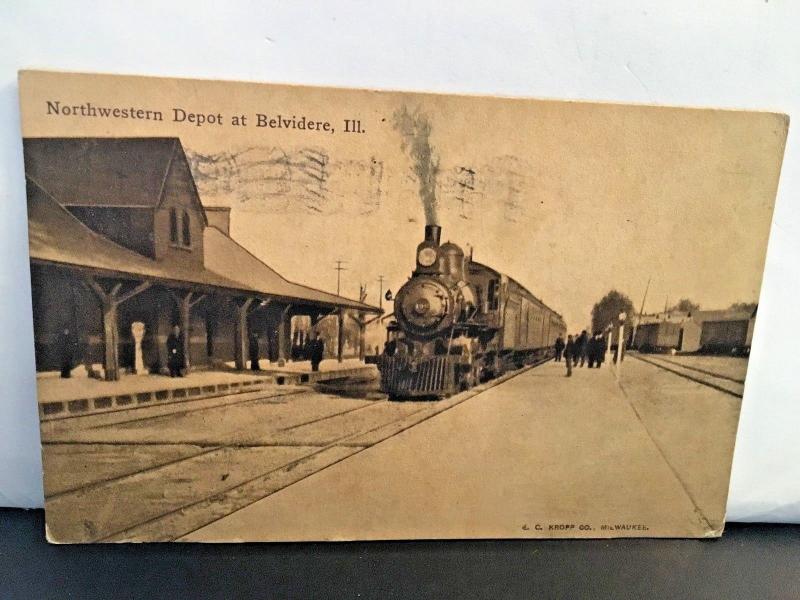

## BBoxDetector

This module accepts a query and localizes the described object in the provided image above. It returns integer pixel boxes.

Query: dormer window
[169,208,191,248]
[182,210,191,246]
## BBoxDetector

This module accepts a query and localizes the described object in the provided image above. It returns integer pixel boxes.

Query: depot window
[182,210,191,246]
[169,208,178,244]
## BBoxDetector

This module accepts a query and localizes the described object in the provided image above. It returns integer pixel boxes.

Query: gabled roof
[24,136,379,314]
[203,227,379,312]
[23,137,181,209]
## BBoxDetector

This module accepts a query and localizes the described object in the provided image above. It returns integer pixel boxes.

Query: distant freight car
[633,321,682,353]
[699,317,752,355]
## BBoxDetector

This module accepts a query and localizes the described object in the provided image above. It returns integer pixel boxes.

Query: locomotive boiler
[377,225,567,399]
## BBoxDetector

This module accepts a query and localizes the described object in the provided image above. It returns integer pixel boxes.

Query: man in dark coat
[576,330,589,367]
[249,330,260,371]
[587,332,602,368]
[554,335,565,362]
[309,332,324,372]
[586,335,596,368]
[595,333,607,367]
[166,325,185,377]
[59,327,78,378]
[564,334,575,377]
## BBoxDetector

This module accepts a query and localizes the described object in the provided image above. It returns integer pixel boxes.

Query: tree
[729,301,757,314]
[591,290,635,337]
[669,298,700,313]
[315,314,361,358]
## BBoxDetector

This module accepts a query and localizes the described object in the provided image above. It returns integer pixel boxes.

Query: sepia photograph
[19,70,787,542]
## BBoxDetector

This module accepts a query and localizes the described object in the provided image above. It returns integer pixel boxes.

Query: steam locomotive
[377,225,567,399]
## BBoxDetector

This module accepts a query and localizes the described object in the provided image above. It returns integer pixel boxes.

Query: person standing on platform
[249,330,260,371]
[586,334,596,368]
[167,325,184,377]
[597,333,607,367]
[564,334,575,377]
[577,330,589,367]
[310,332,325,372]
[586,335,594,369]
[59,327,78,378]
[554,335,565,362]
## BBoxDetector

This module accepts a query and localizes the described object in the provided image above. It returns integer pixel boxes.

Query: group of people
[553,330,608,377]
[248,330,325,372]
[58,323,329,380]
[167,326,327,378]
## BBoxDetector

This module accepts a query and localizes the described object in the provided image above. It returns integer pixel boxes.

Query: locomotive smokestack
[425,224,441,246]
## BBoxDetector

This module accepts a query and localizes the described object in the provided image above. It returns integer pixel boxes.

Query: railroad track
[643,355,745,384]
[44,358,551,542]
[43,390,374,498]
[66,399,437,542]
[84,388,301,430]
[630,354,744,398]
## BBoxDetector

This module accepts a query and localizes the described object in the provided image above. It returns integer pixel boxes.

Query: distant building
[632,308,757,355]
[681,308,757,354]
[24,137,380,380]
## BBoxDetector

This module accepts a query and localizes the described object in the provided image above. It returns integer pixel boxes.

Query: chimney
[424,224,441,246]
[205,206,231,236]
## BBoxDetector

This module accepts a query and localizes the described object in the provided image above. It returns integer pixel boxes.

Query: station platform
[36,359,377,420]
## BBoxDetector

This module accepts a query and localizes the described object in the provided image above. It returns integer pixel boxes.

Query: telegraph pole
[631,276,651,350]
[615,312,627,378]
[334,260,348,295]
[377,275,385,310]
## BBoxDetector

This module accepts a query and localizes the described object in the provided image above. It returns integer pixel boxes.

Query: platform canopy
[203,226,379,313]
[27,176,379,314]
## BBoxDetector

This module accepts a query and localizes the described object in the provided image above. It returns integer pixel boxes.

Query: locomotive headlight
[413,298,431,315]
[396,276,453,335]
[417,247,437,267]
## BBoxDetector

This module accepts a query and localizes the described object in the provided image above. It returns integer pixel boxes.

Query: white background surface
[1,1,798,521]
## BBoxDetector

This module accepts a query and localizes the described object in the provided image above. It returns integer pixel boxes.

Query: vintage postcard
[18,70,787,542]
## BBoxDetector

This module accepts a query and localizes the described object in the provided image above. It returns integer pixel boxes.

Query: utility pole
[377,275,385,310]
[631,276,651,350]
[354,285,368,361]
[334,260,348,296]
[615,312,627,378]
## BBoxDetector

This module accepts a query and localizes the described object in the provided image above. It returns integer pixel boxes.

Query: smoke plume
[393,105,440,225]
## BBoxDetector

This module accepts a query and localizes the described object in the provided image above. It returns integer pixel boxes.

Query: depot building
[24,137,380,381]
